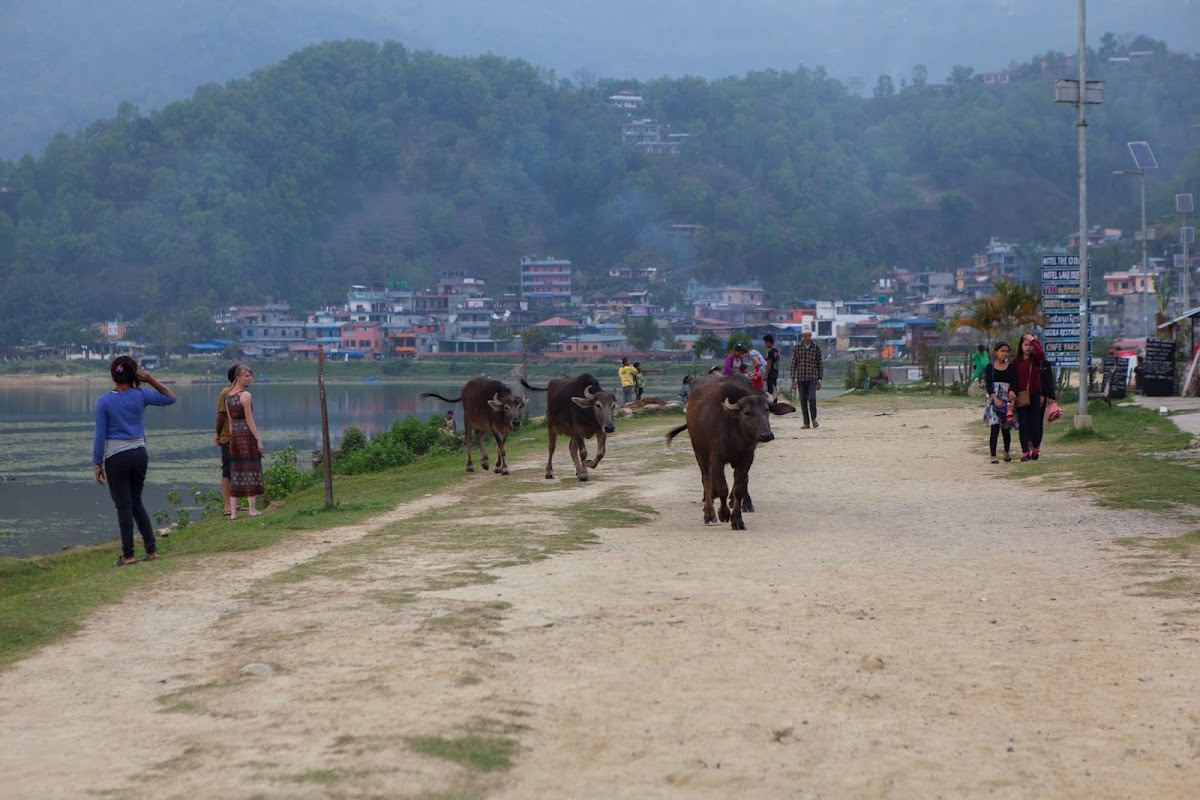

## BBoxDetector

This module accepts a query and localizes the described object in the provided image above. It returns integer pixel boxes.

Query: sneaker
[1020,452,1031,462]
[991,456,999,464]
[801,423,811,429]
[812,420,819,428]
[1031,448,1039,461]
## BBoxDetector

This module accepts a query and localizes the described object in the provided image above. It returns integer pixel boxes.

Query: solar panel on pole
[1178,194,1195,214]
[1127,141,1158,170]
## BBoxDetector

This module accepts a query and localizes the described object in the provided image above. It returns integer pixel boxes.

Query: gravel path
[1,401,1197,799]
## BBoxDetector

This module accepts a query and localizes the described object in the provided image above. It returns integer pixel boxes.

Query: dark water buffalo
[521,374,617,481]
[666,378,795,530]
[421,378,526,475]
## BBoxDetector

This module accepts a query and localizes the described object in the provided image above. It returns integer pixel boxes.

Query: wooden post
[318,345,334,508]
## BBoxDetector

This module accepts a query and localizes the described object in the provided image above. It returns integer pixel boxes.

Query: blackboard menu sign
[1101,355,1128,399]
[1142,339,1176,397]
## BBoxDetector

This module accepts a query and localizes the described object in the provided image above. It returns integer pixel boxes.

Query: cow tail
[519,379,547,393]
[419,392,462,404]
[665,424,688,446]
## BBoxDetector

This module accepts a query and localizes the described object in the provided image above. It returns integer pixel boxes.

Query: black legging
[989,425,1011,457]
[105,447,157,559]
[1015,393,1044,454]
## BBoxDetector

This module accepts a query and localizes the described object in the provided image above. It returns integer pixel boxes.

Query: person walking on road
[982,342,1017,464]
[789,326,823,428]
[1012,332,1046,462]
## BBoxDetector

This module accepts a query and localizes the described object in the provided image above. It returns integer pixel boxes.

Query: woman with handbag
[1013,332,1046,462]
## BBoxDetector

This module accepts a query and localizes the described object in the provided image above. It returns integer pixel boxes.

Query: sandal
[114,556,137,567]
[1003,453,1011,463]
[991,457,999,464]
[143,553,160,562]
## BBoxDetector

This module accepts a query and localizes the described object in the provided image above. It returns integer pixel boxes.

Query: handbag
[1045,400,1062,422]
[1015,366,1031,408]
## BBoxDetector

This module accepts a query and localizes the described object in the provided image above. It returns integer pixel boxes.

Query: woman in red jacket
[1012,332,1046,461]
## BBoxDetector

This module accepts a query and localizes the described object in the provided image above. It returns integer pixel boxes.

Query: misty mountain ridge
[1,34,1196,347]
[2,0,1197,158]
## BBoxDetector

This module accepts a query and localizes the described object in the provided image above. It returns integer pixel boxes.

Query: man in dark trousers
[788,325,823,428]
[762,334,781,394]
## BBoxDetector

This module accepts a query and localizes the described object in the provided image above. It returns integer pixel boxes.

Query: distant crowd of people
[628,326,826,427]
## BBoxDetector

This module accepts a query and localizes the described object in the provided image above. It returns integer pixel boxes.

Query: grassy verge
[990,401,1200,602]
[0,408,681,670]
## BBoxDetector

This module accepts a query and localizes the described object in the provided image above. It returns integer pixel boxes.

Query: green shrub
[334,416,460,475]
[340,426,368,454]
[264,446,317,500]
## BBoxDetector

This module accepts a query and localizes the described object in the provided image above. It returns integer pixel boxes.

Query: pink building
[340,321,384,358]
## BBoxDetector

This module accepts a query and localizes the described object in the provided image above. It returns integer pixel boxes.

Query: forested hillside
[0,38,1197,346]
[4,0,1195,159]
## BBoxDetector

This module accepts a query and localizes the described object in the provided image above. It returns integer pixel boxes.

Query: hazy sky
[2,0,1198,157]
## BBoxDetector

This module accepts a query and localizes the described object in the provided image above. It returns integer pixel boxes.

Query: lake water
[0,379,554,558]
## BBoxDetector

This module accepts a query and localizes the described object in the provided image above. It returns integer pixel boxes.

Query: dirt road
[1,401,1197,799]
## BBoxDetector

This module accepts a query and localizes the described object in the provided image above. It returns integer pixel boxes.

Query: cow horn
[722,398,739,412]
[584,385,595,400]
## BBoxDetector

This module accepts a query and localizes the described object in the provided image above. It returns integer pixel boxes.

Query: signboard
[1043,326,1092,341]
[1041,297,1079,312]
[1043,340,1084,355]
[1141,339,1176,397]
[1045,351,1093,368]
[1042,268,1080,282]
[1100,355,1129,400]
[1044,312,1081,327]
[1042,339,1093,368]
[1041,255,1088,367]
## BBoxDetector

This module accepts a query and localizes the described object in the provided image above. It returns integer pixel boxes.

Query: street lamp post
[1053,0,1103,430]
[1115,140,1158,339]
[1178,193,1194,312]
[1114,168,1149,334]
[1108,167,1147,333]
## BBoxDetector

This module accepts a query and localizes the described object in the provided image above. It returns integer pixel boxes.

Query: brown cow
[521,374,617,481]
[421,378,527,474]
[666,378,795,530]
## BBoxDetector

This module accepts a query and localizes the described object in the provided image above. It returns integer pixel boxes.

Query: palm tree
[950,279,1043,345]
[693,332,723,358]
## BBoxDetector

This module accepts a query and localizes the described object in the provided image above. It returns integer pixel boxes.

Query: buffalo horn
[722,398,739,412]
[584,385,595,400]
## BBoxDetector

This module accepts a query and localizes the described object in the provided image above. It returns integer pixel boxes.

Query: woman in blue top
[93,355,176,566]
